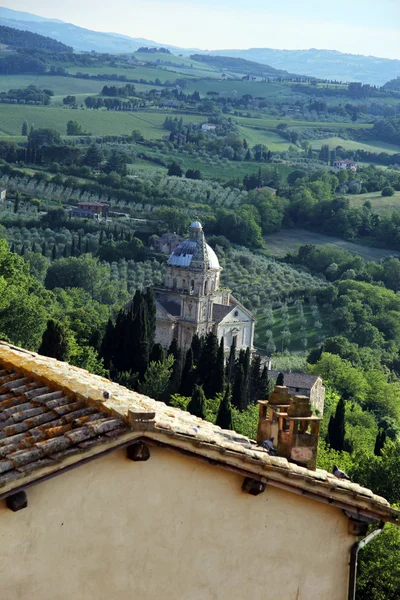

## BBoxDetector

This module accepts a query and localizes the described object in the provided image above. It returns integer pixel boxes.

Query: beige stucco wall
[0,446,352,600]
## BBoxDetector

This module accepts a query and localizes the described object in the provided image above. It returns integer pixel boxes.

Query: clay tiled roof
[268,370,320,391]
[156,299,181,317]
[0,342,397,523]
[212,304,233,323]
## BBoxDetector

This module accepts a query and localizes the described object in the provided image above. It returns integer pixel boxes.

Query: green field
[65,65,190,84]
[348,190,400,215]
[236,124,291,151]
[0,105,206,138]
[310,136,400,155]
[265,228,398,261]
[0,74,107,95]
[185,80,294,99]
[133,52,217,72]
[129,148,293,181]
[235,116,374,131]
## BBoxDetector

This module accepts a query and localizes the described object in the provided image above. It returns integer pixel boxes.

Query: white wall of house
[0,445,353,600]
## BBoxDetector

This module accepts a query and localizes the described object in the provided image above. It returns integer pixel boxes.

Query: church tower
[154,222,255,351]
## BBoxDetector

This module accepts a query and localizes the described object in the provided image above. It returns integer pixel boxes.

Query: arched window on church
[210,280,215,292]
[190,279,194,294]
[173,277,177,289]
[182,279,186,292]
[204,280,208,294]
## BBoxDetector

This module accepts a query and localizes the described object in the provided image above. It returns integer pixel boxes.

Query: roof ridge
[0,341,397,522]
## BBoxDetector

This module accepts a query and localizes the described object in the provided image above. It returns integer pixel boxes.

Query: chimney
[257,385,291,446]
[258,387,321,471]
[277,395,321,471]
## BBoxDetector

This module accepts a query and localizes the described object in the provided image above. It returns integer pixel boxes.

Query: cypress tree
[226,336,237,384]
[187,384,206,419]
[144,287,156,349]
[77,234,82,254]
[214,337,225,396]
[149,343,165,364]
[99,318,115,369]
[32,242,37,253]
[216,385,233,430]
[327,398,346,451]
[51,244,57,261]
[231,364,246,411]
[41,241,47,257]
[99,230,105,245]
[20,244,25,256]
[63,243,68,258]
[168,338,179,360]
[71,237,76,257]
[259,365,269,399]
[38,319,70,361]
[22,120,28,136]
[10,242,15,253]
[129,292,150,378]
[169,348,183,396]
[179,347,196,397]
[85,238,89,253]
[191,333,202,365]
[198,332,219,397]
[249,354,262,404]
[276,372,284,386]
[374,429,386,456]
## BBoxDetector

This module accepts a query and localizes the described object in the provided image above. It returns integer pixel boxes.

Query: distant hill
[383,77,400,92]
[0,24,72,52]
[0,7,181,54]
[1,7,399,85]
[189,54,296,79]
[205,48,400,86]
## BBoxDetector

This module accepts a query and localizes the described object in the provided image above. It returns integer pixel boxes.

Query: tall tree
[21,120,28,136]
[38,319,70,361]
[327,397,346,451]
[276,372,284,386]
[198,332,219,397]
[231,364,246,411]
[169,348,182,396]
[374,429,387,456]
[216,385,233,430]
[226,337,237,384]
[187,384,206,419]
[249,354,262,404]
[191,333,202,365]
[99,318,115,369]
[214,337,225,395]
[144,286,156,349]
[180,347,196,397]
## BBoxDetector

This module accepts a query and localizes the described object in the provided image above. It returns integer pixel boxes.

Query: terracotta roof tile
[0,341,397,524]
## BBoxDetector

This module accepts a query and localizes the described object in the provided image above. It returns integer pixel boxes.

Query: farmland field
[0,74,107,95]
[256,303,333,354]
[310,136,400,155]
[348,190,400,215]
[235,116,374,131]
[0,105,205,138]
[185,80,294,99]
[236,124,291,151]
[265,228,398,261]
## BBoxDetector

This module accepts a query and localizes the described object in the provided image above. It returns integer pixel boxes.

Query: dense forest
[0,24,72,52]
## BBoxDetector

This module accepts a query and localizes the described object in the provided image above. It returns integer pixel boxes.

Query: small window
[295,387,299,392]
[234,310,239,317]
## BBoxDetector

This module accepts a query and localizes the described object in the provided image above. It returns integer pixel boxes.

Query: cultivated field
[310,136,400,155]
[265,228,398,261]
[0,105,205,137]
[348,190,400,215]
[235,125,291,151]
[0,74,107,95]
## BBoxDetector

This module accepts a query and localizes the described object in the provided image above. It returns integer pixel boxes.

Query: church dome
[167,222,220,270]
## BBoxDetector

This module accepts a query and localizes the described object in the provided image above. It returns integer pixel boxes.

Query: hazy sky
[6,0,400,59]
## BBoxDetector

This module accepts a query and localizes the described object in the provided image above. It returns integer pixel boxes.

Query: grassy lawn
[348,190,400,215]
[255,303,332,353]
[264,228,398,261]
[310,136,400,155]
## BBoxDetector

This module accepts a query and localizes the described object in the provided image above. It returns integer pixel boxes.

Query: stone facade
[155,222,255,351]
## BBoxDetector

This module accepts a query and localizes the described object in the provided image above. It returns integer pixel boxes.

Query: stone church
[154,221,255,351]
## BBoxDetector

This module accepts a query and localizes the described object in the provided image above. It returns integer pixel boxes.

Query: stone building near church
[154,221,255,350]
